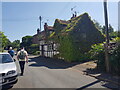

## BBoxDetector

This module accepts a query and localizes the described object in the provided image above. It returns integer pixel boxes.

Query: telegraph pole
[0,32,2,52]
[39,16,42,31]
[39,16,43,56]
[103,0,110,73]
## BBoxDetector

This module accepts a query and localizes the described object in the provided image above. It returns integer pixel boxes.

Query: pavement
[71,60,120,88]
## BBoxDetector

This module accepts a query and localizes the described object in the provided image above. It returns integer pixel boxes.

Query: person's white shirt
[17,49,28,61]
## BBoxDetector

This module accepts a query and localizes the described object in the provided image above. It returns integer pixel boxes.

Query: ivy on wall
[49,13,105,62]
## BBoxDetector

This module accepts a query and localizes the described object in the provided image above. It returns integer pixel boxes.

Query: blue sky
[0,2,1,31]
[2,2,118,42]
[118,1,120,31]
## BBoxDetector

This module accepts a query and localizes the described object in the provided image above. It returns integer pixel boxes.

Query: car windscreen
[0,54,13,63]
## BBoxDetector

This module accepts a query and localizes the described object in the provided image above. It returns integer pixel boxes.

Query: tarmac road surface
[12,55,118,89]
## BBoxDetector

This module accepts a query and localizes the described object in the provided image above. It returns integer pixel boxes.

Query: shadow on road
[77,80,119,89]
[28,56,82,69]
[77,80,101,89]
[1,84,13,90]
[28,56,120,89]
[82,68,120,89]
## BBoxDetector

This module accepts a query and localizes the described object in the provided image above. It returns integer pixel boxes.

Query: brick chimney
[44,23,48,31]
[71,14,75,19]
[74,11,77,17]
[37,28,40,34]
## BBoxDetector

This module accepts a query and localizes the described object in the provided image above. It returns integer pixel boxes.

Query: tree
[93,20,114,35]
[20,35,33,53]
[93,19,102,31]
[11,40,20,49]
[108,24,114,33]
[0,31,11,51]
[102,25,106,34]
[102,24,114,34]
[20,36,32,48]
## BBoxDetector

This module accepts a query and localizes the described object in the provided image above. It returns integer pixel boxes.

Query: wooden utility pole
[103,0,110,73]
[0,33,2,52]
[39,16,43,56]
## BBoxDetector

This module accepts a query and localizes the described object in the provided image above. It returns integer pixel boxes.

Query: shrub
[89,43,106,70]
[110,46,120,75]
[89,37,120,75]
[33,51,40,55]
[28,44,39,54]
[58,35,79,62]
[89,43,104,59]
[109,37,120,75]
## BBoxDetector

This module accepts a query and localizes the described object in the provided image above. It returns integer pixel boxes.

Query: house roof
[59,20,69,24]
[47,26,54,30]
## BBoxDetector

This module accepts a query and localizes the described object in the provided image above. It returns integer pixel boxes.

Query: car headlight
[7,70,16,75]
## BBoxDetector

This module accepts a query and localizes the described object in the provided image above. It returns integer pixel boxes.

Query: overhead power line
[1,15,57,22]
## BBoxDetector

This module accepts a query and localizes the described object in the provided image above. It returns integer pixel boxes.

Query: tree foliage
[93,19,102,31]
[29,44,39,54]
[11,40,20,49]
[20,36,32,47]
[20,35,39,54]
[20,35,33,53]
[89,37,120,75]
[0,31,11,51]
[58,35,80,62]
[102,24,114,34]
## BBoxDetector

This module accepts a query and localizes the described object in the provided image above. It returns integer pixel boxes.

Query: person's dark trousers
[19,61,25,75]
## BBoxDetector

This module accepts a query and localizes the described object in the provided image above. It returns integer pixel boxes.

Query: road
[12,55,118,89]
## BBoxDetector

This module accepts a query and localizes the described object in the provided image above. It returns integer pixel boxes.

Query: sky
[118,1,120,31]
[1,1,118,42]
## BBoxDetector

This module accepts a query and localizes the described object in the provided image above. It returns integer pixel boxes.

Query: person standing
[17,47,28,76]
[8,47,15,58]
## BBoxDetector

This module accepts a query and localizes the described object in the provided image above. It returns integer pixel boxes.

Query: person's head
[9,47,12,50]
[21,47,24,50]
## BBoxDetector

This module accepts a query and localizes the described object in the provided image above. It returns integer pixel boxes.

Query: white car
[0,53,18,88]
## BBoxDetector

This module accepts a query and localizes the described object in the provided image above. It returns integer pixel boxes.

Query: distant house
[32,23,55,57]
[32,23,54,45]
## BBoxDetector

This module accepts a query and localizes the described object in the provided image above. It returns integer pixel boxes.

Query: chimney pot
[37,28,40,34]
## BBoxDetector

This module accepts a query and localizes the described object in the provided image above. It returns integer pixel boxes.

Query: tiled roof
[47,26,54,30]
